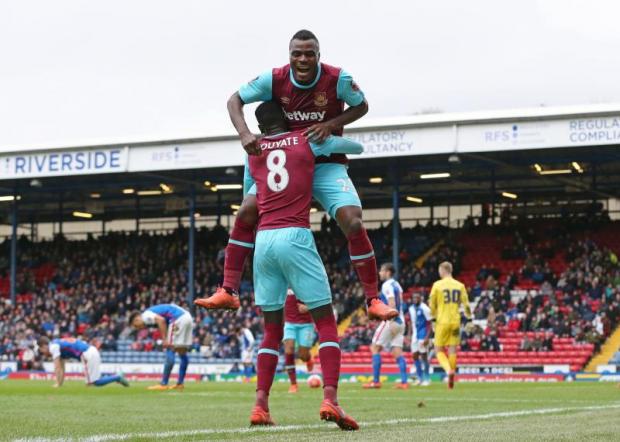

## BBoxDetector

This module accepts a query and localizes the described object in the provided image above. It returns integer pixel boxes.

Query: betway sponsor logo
[285,110,326,122]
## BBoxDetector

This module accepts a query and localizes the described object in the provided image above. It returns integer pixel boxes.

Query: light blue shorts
[283,322,316,348]
[312,163,362,218]
[253,227,332,312]
[243,163,361,218]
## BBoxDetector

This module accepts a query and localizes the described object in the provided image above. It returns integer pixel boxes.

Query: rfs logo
[314,92,328,107]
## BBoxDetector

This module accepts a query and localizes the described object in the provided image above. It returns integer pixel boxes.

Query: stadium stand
[0,221,439,366]
[336,218,620,373]
[1,216,618,374]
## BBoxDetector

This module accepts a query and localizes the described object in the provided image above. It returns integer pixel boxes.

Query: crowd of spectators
[464,221,620,353]
[0,219,438,363]
[2,216,618,365]
[343,220,620,358]
[0,226,257,363]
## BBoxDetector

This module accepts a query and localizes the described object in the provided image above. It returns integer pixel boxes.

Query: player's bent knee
[283,340,295,353]
[298,348,311,361]
[335,206,364,236]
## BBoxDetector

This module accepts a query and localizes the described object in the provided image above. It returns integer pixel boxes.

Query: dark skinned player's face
[289,39,320,85]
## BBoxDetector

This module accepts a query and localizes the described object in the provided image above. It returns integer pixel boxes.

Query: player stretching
[245,101,361,430]
[363,263,408,389]
[429,262,472,389]
[194,29,396,322]
[37,336,129,388]
[129,303,193,391]
[408,293,432,386]
[237,323,255,382]
[284,289,316,393]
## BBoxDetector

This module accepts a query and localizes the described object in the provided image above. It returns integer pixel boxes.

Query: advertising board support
[135,196,140,232]
[188,186,196,312]
[58,196,63,235]
[10,196,17,305]
[491,168,496,226]
[392,172,400,278]
[216,193,222,226]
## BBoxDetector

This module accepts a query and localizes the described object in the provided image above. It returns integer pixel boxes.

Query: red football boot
[194,287,240,310]
[319,400,359,431]
[249,406,275,426]
[367,298,398,320]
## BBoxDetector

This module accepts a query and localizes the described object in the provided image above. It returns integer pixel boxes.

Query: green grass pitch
[1,380,619,441]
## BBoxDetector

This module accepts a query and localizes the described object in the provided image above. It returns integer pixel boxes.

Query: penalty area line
[14,403,620,442]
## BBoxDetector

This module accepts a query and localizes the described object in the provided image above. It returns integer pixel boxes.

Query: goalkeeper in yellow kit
[429,261,472,389]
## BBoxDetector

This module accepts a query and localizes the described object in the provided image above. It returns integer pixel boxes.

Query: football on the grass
[307,374,322,388]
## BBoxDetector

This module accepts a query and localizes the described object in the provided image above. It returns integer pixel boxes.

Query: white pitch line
[13,403,620,442]
[182,392,602,405]
[337,395,607,405]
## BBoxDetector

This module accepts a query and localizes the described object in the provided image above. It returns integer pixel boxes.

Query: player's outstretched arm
[305,70,369,143]
[227,92,260,155]
[310,136,363,157]
[229,71,273,154]
[305,100,368,143]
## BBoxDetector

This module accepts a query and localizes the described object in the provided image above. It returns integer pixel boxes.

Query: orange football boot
[395,382,410,390]
[362,381,382,389]
[249,406,275,426]
[319,400,359,431]
[288,384,298,394]
[147,384,170,391]
[367,298,398,320]
[168,384,184,391]
[194,287,240,310]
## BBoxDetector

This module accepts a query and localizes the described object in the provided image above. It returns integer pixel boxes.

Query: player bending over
[129,303,194,391]
[237,323,255,382]
[408,292,432,386]
[37,336,129,388]
[364,263,409,389]
[194,29,397,322]
[283,289,316,393]
[429,261,472,389]
[245,101,361,429]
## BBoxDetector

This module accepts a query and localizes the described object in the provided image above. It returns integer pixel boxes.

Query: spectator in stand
[531,335,543,352]
[521,335,533,351]
[477,265,489,281]
[541,332,554,351]
[481,329,501,352]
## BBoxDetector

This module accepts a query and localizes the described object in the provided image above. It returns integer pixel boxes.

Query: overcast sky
[1,0,619,150]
